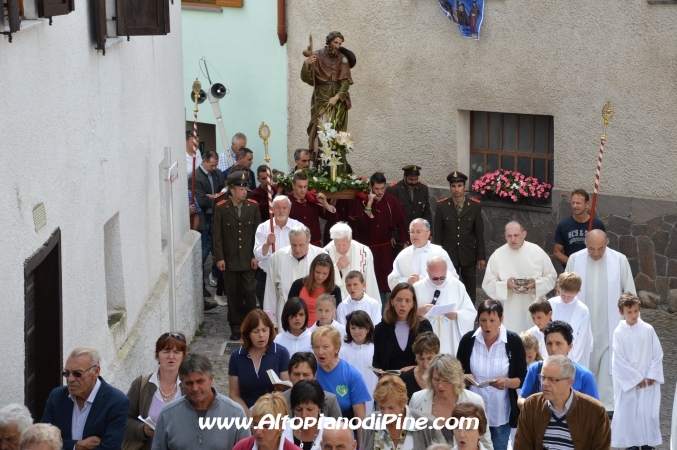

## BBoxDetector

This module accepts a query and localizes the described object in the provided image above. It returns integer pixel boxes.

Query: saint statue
[301,31,355,157]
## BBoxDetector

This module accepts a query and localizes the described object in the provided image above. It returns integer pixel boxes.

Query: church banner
[438,0,484,40]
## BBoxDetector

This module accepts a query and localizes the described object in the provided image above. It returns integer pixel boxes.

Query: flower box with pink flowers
[471,169,552,205]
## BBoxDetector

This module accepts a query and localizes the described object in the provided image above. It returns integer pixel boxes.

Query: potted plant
[471,169,552,205]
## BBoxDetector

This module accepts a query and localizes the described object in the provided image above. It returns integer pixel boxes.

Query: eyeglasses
[408,230,428,234]
[429,276,446,282]
[160,332,185,342]
[538,375,571,384]
[62,365,97,378]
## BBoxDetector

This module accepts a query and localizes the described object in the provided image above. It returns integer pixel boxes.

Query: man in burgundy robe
[350,172,408,310]
[288,171,337,246]
[249,164,278,221]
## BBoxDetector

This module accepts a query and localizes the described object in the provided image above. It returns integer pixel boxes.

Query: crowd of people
[1,139,675,450]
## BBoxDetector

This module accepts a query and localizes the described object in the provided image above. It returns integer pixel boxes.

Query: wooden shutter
[116,0,170,36]
[6,0,21,33]
[38,0,74,18]
[93,0,107,53]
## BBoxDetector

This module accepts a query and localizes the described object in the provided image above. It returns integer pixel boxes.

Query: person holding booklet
[456,300,527,450]
[274,297,313,356]
[408,354,493,449]
[414,256,476,355]
[122,332,186,450]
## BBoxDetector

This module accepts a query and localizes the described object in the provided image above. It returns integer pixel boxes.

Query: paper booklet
[267,369,293,390]
[425,303,457,318]
[367,366,402,376]
[138,415,156,430]
[464,374,496,388]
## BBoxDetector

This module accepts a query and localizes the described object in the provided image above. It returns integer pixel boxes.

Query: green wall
[182,0,288,174]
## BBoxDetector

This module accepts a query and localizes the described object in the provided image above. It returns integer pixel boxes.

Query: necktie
[456,202,463,214]
[207,173,215,195]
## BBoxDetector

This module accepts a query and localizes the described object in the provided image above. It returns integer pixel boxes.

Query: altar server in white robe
[414,256,476,355]
[482,220,557,333]
[388,218,458,290]
[565,229,636,411]
[611,292,664,449]
[548,271,593,368]
[324,222,380,301]
[263,225,328,329]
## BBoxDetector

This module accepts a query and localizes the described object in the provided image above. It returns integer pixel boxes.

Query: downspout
[277,0,287,45]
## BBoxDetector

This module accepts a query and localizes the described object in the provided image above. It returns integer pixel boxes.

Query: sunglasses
[160,332,185,342]
[62,365,97,378]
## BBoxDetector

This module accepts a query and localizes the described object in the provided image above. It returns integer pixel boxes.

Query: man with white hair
[217,132,246,173]
[324,222,379,301]
[388,218,458,290]
[253,196,301,307]
[565,229,636,413]
[515,355,610,449]
[263,225,328,329]
[482,220,557,333]
[41,347,129,450]
[0,404,32,450]
[18,424,62,450]
[414,256,476,355]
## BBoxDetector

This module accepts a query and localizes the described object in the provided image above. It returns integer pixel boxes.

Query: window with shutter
[93,0,107,54]
[116,0,170,36]
[38,0,74,19]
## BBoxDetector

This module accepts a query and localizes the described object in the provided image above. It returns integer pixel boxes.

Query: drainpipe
[277,0,287,45]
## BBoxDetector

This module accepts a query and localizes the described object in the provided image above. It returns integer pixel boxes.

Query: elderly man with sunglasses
[42,347,129,450]
[387,219,458,291]
[412,256,476,355]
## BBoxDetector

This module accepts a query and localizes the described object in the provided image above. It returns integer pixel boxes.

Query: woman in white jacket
[409,354,493,449]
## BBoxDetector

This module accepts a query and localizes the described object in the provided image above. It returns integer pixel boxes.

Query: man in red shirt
[288,172,337,246]
[351,172,408,310]
[249,165,278,221]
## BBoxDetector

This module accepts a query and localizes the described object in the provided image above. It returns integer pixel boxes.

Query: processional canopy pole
[588,102,614,231]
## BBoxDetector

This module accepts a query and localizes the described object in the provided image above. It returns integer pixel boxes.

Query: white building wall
[286,0,677,198]
[0,1,201,403]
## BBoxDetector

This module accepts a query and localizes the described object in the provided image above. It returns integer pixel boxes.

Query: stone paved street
[192,260,676,448]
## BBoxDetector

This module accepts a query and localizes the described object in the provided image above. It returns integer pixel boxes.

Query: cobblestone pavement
[193,260,676,447]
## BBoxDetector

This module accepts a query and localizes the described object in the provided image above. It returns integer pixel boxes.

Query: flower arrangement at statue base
[471,169,552,205]
[278,123,368,200]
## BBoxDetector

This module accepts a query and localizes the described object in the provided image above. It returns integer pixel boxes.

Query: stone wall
[428,187,677,313]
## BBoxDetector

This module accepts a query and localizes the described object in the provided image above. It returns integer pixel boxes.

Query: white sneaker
[209,273,218,287]
[214,295,227,306]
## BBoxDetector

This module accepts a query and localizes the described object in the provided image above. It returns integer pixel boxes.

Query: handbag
[121,374,150,450]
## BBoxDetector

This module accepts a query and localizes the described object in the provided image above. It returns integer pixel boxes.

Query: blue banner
[439,0,484,40]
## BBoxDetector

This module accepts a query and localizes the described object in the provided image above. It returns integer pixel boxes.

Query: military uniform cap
[447,171,468,183]
[227,170,250,187]
[402,165,421,176]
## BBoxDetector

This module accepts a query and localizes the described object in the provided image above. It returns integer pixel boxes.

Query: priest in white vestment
[324,222,380,301]
[482,221,557,333]
[414,256,476,355]
[388,218,458,290]
[263,225,328,329]
[565,229,636,411]
[610,302,663,449]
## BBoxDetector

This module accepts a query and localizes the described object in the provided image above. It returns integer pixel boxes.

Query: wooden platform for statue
[321,188,361,200]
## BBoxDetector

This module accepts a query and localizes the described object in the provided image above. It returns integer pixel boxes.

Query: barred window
[470,111,554,186]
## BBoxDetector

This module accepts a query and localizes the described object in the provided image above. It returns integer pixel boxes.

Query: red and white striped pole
[190,79,202,230]
[588,102,614,231]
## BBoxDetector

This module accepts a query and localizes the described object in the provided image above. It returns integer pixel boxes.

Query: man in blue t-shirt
[517,320,598,409]
[553,189,606,269]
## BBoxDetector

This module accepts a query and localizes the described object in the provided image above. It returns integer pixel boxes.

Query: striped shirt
[542,389,575,449]
[69,378,102,441]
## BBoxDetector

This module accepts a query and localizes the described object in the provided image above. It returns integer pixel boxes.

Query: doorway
[24,228,63,422]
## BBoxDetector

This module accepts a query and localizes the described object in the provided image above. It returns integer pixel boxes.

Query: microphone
[431,290,441,305]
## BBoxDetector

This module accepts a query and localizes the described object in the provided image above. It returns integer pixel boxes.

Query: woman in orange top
[288,253,342,325]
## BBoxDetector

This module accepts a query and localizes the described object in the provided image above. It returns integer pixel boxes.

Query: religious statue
[301,31,355,159]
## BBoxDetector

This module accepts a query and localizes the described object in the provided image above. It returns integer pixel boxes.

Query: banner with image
[438,0,484,40]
